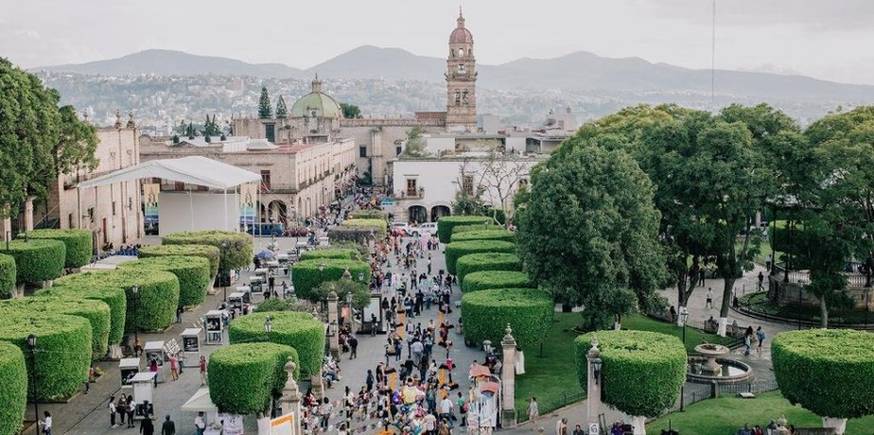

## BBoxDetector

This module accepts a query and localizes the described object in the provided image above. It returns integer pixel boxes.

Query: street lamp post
[221,241,229,301]
[679,307,689,412]
[26,334,38,426]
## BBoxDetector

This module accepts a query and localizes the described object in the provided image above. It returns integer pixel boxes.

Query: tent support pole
[223,188,228,231]
[189,189,194,230]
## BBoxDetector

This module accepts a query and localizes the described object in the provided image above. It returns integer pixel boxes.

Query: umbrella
[256,250,275,260]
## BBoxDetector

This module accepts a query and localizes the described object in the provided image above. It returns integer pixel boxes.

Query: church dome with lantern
[290,75,343,119]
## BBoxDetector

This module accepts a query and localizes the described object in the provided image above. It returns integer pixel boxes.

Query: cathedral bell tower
[446,7,477,131]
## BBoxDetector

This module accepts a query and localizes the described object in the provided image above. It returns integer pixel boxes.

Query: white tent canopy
[78,156,260,189]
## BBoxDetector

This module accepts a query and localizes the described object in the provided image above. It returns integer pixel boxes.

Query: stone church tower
[445,7,477,131]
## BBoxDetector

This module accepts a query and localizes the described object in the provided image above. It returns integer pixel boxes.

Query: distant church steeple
[446,6,477,131]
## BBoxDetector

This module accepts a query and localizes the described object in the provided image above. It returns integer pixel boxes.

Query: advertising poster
[143,183,160,235]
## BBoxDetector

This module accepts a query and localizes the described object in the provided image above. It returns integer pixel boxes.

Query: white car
[407,222,437,237]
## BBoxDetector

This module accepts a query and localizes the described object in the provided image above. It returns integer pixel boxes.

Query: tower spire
[457,5,465,27]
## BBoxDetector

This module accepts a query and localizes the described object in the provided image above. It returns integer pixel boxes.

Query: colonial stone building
[445,8,477,131]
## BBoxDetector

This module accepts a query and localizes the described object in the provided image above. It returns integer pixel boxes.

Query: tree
[54,105,98,176]
[516,145,665,330]
[201,114,221,137]
[340,103,361,119]
[401,126,428,157]
[312,279,370,311]
[477,152,531,227]
[258,87,273,119]
[275,96,288,119]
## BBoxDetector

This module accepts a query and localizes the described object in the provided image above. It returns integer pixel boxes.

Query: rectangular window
[462,175,474,195]
[112,201,117,216]
[260,170,271,191]
[265,123,276,143]
[88,207,95,223]
[406,179,418,197]
[396,146,402,156]
[68,213,74,229]
[174,181,185,191]
[359,146,367,158]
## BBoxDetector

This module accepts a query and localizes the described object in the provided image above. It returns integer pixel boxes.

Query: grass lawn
[647,391,874,435]
[514,312,733,420]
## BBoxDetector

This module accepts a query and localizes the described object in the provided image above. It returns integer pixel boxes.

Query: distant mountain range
[35,46,874,103]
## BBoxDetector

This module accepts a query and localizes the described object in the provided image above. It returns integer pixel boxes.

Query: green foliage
[0,342,26,435]
[444,240,516,275]
[340,103,361,119]
[575,330,687,417]
[139,244,220,277]
[0,239,66,285]
[208,343,298,415]
[402,126,428,157]
[41,272,127,345]
[253,299,310,313]
[300,248,361,261]
[163,230,252,272]
[258,87,273,119]
[201,114,221,137]
[0,254,15,299]
[275,96,288,118]
[341,219,387,237]
[450,229,515,243]
[291,259,371,302]
[54,105,98,176]
[0,312,91,401]
[313,280,371,311]
[772,329,874,419]
[349,209,384,219]
[437,216,492,243]
[461,288,553,350]
[0,297,110,358]
[450,224,499,235]
[27,229,92,268]
[228,312,325,377]
[120,256,210,308]
[461,270,531,293]
[327,227,380,244]
[455,252,522,286]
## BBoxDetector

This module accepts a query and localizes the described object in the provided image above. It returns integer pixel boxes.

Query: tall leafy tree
[340,103,361,119]
[275,96,288,119]
[54,105,98,176]
[257,86,273,119]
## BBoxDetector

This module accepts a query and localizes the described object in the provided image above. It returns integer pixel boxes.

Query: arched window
[457,64,465,74]
[454,91,461,106]
[458,48,465,57]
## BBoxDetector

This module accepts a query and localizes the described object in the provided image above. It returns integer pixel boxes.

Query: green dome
[291,77,343,119]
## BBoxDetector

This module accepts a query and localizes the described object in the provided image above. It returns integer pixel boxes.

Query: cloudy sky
[2,0,872,85]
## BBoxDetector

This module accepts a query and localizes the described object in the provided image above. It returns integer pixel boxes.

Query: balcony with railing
[772,263,871,288]
[394,187,425,200]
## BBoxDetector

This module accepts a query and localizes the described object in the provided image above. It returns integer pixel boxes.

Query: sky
[1,0,873,85]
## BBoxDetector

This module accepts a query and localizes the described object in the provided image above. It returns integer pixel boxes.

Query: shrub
[300,248,361,261]
[462,270,532,293]
[574,330,687,418]
[41,273,127,345]
[340,219,387,238]
[437,215,491,243]
[349,210,385,219]
[0,297,111,358]
[0,254,15,299]
[313,280,371,311]
[291,259,371,302]
[444,240,516,275]
[461,288,553,350]
[208,342,298,415]
[327,227,378,244]
[451,223,499,235]
[450,229,515,243]
[163,230,252,272]
[456,253,522,286]
[772,329,874,419]
[120,256,210,307]
[27,229,92,268]
[253,299,311,313]
[229,312,325,377]
[140,244,220,277]
[0,342,26,435]
[0,239,66,285]
[0,312,92,401]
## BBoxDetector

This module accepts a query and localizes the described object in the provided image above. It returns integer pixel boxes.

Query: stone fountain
[694,343,730,375]
[687,342,753,384]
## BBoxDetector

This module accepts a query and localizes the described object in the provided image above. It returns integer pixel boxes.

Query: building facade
[445,8,477,131]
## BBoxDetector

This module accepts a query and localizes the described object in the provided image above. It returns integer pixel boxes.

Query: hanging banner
[270,413,296,435]
[143,183,160,235]
[240,183,257,226]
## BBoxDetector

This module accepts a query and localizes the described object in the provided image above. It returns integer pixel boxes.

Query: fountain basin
[687,357,753,384]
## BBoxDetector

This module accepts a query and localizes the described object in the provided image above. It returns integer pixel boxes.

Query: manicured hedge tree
[228,312,325,377]
[0,254,15,299]
[42,272,128,345]
[462,270,532,293]
[27,229,92,268]
[0,342,26,435]
[208,342,299,415]
[291,259,371,302]
[163,230,252,273]
[300,248,361,261]
[574,330,687,419]
[444,240,516,275]
[0,297,111,358]
[120,256,210,307]
[450,229,515,243]
[0,239,66,285]
[327,227,377,244]
[437,215,492,243]
[461,288,553,350]
[349,210,386,219]
[341,219,387,238]
[139,244,221,277]
[0,312,92,401]
[451,223,499,235]
[456,253,523,286]
[772,329,874,422]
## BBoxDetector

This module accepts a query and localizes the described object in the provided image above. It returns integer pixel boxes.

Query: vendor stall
[181,328,202,367]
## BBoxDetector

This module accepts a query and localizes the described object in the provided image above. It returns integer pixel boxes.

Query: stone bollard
[501,324,517,426]
[327,291,339,358]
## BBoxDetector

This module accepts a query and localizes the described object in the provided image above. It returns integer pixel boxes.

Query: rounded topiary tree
[444,240,516,275]
[0,253,15,299]
[461,288,553,349]
[575,330,687,430]
[0,341,26,435]
[41,272,128,346]
[0,312,92,401]
[139,244,220,277]
[27,229,92,268]
[0,239,66,285]
[0,297,111,358]
[451,223,499,235]
[300,248,361,261]
[208,342,298,415]
[461,270,532,293]
[772,329,874,433]
[450,229,515,243]
[349,210,385,220]
[163,230,252,273]
[120,255,210,308]
[456,253,522,286]
[291,259,371,302]
[229,311,325,377]
[437,216,492,243]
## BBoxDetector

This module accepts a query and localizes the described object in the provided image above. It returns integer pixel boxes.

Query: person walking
[169,354,179,381]
[126,395,136,428]
[705,287,713,310]
[140,416,155,435]
[161,415,175,435]
[39,411,53,435]
[199,355,207,385]
[755,326,766,356]
[149,357,159,387]
[349,334,358,359]
[555,417,568,435]
[117,396,127,427]
[758,271,764,291]
[194,412,207,435]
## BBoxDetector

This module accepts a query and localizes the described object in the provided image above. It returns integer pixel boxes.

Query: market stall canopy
[78,156,261,190]
[181,387,217,413]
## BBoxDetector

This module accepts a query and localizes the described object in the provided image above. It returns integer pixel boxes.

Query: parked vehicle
[246,223,285,237]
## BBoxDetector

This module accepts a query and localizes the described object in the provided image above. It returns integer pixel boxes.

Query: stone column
[23,196,35,232]
[279,359,304,435]
[0,215,12,244]
[500,324,517,426]
[586,337,602,430]
[327,291,339,359]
